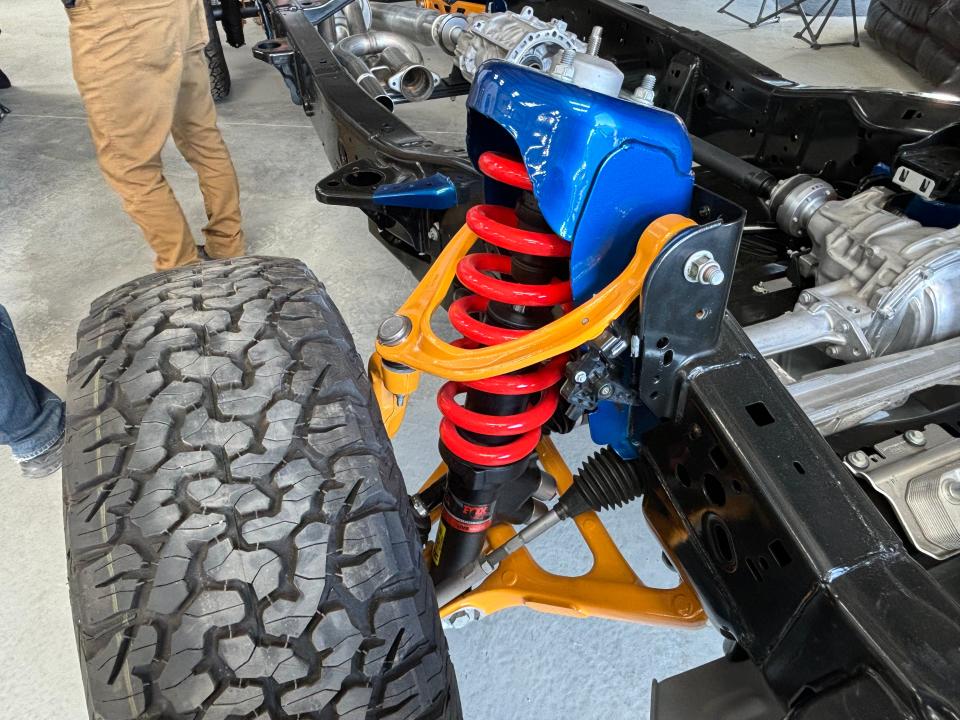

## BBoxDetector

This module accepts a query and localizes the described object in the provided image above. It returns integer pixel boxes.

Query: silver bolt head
[946,480,960,504]
[378,315,412,346]
[574,370,588,384]
[826,346,839,357]
[599,384,614,398]
[846,450,870,470]
[904,429,926,447]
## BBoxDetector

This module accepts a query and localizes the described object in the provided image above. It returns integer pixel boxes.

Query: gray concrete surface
[0,1,929,718]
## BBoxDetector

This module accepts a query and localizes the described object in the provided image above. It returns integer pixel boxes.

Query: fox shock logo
[441,492,493,534]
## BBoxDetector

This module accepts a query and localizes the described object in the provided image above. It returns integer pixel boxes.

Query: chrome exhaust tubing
[335,30,437,108]
[369,1,465,54]
[379,46,435,102]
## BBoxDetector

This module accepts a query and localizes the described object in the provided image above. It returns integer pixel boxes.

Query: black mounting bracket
[637,187,745,420]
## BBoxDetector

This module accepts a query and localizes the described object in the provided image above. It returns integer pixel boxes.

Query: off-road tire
[204,0,232,102]
[64,256,460,719]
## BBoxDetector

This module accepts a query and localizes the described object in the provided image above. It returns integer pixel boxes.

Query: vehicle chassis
[254,1,960,717]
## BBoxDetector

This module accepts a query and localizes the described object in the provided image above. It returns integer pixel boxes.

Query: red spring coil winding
[438,152,572,467]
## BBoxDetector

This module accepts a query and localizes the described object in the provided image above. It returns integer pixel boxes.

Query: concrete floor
[0,1,929,718]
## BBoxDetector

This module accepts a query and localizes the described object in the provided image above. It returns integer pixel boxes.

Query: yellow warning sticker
[432,523,446,566]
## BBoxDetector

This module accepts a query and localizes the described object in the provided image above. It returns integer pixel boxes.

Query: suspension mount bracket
[636,188,746,421]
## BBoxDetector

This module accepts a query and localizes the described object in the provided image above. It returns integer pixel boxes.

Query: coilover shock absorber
[431,151,573,583]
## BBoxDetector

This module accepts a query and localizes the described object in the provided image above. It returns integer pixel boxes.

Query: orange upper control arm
[376,215,697,381]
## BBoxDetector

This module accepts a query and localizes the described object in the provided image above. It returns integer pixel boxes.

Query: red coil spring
[437,152,572,467]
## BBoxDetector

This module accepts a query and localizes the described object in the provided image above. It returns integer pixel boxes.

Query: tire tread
[64,257,459,720]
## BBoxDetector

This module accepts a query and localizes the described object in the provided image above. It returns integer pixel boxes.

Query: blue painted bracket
[465,62,696,456]
[373,173,459,210]
[466,61,694,302]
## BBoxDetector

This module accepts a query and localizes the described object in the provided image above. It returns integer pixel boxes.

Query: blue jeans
[0,304,65,461]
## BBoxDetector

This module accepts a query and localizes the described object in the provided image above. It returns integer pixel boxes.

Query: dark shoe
[18,434,64,478]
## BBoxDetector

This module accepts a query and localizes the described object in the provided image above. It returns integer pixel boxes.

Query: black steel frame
[642,315,960,718]
[253,1,960,716]
[256,0,960,277]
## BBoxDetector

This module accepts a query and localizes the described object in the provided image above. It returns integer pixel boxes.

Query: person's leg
[171,45,246,260]
[171,0,244,260]
[0,305,64,474]
[67,0,199,271]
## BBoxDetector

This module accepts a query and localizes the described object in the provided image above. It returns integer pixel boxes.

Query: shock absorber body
[431,152,572,583]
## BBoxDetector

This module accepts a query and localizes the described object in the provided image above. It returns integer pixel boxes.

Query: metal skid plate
[847,425,960,560]
[651,655,783,720]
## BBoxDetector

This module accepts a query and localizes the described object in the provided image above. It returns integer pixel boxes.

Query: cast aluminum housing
[455,6,586,82]
[747,187,960,361]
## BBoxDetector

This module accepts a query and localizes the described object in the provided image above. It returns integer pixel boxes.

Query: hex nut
[550,62,575,83]
[632,86,655,106]
[684,251,725,286]
[846,450,870,470]
[904,429,926,447]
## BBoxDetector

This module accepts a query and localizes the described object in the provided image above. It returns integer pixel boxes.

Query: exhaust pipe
[335,30,437,108]
[379,46,435,102]
[369,1,465,54]
[370,2,438,45]
[333,44,394,111]
[321,0,369,45]
[342,0,369,35]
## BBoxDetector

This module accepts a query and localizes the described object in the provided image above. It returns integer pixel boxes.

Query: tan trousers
[67,0,245,270]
